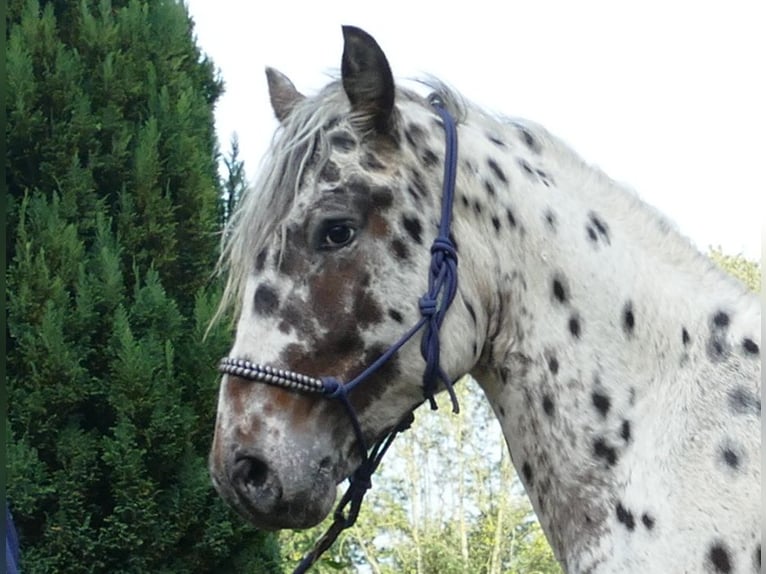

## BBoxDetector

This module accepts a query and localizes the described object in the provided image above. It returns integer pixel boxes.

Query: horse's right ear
[266,67,305,123]
[341,26,395,134]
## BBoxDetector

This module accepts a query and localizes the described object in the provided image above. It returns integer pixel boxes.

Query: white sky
[186,0,764,261]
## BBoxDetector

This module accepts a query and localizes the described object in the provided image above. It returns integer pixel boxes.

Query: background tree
[220,133,247,226]
[708,247,760,292]
[5,1,280,571]
[280,380,561,574]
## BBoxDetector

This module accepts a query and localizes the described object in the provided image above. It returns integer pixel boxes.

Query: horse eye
[321,223,356,248]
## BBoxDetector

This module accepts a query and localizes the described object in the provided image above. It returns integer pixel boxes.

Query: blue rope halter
[218,95,460,573]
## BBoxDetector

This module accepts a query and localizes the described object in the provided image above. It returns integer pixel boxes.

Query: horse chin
[235,476,337,531]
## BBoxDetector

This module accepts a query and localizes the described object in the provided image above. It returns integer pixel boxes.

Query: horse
[209,26,761,573]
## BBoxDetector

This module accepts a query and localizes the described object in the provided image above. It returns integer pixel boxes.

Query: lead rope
[292,411,415,574]
[287,97,460,574]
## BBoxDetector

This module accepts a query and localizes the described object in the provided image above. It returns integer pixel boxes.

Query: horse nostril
[233,455,270,490]
[228,452,284,514]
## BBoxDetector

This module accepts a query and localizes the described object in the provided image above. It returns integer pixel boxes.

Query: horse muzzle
[210,439,338,530]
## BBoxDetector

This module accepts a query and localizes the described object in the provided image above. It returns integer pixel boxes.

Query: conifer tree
[6,1,280,571]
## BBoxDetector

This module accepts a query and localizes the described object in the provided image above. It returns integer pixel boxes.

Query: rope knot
[321,377,346,399]
[350,473,372,494]
[418,295,437,318]
[430,237,457,261]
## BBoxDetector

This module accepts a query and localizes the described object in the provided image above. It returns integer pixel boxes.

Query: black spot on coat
[421,149,439,168]
[465,301,477,324]
[388,309,404,323]
[522,461,534,486]
[542,394,555,417]
[518,126,539,153]
[591,391,611,418]
[518,158,535,177]
[616,502,635,531]
[593,437,617,466]
[506,207,517,228]
[742,338,759,355]
[622,301,635,335]
[547,355,559,375]
[544,209,556,230]
[728,386,761,416]
[487,158,508,183]
[721,447,739,470]
[391,238,409,260]
[708,541,732,573]
[620,420,631,442]
[588,212,610,243]
[254,284,279,316]
[569,315,582,338]
[641,513,654,530]
[712,311,730,328]
[707,335,730,362]
[487,133,506,147]
[404,123,426,149]
[552,276,568,304]
[402,216,423,244]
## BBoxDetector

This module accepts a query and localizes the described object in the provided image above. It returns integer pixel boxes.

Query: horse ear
[341,26,395,133]
[266,67,305,123]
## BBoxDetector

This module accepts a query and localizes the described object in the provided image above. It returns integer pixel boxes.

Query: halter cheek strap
[218,96,460,573]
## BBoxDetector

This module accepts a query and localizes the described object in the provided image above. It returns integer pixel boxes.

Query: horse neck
[449,112,759,567]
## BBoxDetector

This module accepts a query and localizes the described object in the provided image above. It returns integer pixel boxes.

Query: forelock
[213,78,468,325]
[214,81,350,322]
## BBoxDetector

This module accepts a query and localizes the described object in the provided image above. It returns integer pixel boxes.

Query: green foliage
[5,1,280,572]
[220,133,247,226]
[708,247,760,292]
[7,0,224,310]
[279,380,561,573]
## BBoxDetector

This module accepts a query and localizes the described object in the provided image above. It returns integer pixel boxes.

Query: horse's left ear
[341,26,395,133]
[266,67,305,123]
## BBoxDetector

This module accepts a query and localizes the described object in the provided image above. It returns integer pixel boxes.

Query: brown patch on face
[280,302,314,335]
[260,386,320,424]
[369,212,389,237]
[225,374,321,433]
[307,250,361,323]
[225,374,254,417]
[279,249,388,408]
[349,343,400,412]
[278,225,310,277]
[354,287,383,327]
[282,329,366,379]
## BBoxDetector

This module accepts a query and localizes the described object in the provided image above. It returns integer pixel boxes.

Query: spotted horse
[209,26,761,573]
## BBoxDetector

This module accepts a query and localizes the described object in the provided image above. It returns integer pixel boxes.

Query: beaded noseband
[218,96,460,573]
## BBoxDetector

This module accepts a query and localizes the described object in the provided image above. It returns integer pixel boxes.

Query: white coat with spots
[209,26,761,574]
